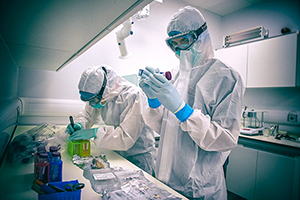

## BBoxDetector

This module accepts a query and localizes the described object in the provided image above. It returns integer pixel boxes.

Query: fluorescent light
[224,26,269,47]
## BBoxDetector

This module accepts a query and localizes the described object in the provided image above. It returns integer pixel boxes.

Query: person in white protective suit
[67,65,156,176]
[139,6,245,199]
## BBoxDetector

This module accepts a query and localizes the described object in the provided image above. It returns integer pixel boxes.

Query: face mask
[175,49,181,58]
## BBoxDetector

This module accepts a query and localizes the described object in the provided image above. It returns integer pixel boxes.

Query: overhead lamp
[223,26,269,47]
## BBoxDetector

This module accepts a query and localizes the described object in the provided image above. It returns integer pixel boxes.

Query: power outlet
[287,114,297,122]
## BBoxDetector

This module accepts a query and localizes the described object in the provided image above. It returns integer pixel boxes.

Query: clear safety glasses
[165,22,207,52]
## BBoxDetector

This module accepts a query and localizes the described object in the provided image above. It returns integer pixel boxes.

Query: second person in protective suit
[68,65,156,176]
[139,6,245,200]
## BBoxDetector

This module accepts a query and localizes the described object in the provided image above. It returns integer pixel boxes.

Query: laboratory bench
[0,125,187,200]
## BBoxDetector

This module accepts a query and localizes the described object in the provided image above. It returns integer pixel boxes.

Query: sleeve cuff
[148,98,161,108]
[175,103,194,122]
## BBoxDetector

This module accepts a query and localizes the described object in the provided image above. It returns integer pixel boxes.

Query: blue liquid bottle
[48,146,59,162]
[49,152,62,182]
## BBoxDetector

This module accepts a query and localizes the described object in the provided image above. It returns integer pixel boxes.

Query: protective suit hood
[167,6,214,67]
[101,65,130,101]
[78,65,132,101]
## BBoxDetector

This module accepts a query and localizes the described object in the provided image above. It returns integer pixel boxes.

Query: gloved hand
[67,123,82,135]
[68,128,98,141]
[139,67,162,108]
[142,67,183,113]
[139,74,156,99]
[139,67,160,99]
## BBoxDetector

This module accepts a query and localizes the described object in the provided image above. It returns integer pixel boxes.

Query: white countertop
[0,126,187,200]
[239,133,300,149]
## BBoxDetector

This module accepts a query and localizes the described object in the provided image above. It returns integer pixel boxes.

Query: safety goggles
[165,22,207,52]
[79,71,107,103]
[89,97,107,106]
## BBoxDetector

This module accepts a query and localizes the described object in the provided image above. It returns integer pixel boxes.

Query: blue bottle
[48,146,59,162]
[49,152,62,182]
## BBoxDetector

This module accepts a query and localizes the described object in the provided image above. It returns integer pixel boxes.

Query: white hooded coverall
[75,66,156,175]
[143,6,245,199]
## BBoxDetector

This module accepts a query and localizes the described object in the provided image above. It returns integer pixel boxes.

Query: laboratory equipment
[116,18,133,59]
[37,180,82,200]
[64,182,85,191]
[49,152,62,182]
[35,153,50,183]
[138,69,172,80]
[68,140,91,157]
[240,108,266,135]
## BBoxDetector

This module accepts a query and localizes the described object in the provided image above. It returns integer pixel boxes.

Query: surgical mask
[175,49,181,58]
[165,22,207,52]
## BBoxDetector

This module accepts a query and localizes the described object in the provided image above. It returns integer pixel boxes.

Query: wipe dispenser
[68,140,91,157]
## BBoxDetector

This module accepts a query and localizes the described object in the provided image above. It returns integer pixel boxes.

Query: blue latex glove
[142,67,183,113]
[68,128,98,141]
[67,123,82,134]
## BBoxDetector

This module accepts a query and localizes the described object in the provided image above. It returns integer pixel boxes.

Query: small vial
[138,69,172,80]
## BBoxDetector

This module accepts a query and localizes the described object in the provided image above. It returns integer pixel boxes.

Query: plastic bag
[83,168,182,199]
[72,153,110,170]
[9,122,68,164]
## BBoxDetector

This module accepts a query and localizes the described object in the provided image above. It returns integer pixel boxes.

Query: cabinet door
[226,145,257,200]
[247,33,298,87]
[255,151,296,200]
[214,45,247,86]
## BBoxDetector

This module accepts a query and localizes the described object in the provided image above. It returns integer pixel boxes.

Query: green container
[67,140,90,157]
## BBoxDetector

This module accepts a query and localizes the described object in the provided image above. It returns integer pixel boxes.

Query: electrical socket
[287,114,297,122]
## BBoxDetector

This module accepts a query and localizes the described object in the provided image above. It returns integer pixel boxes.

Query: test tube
[138,69,172,80]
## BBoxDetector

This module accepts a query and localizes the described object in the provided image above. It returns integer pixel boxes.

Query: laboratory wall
[221,0,300,134]
[0,35,18,101]
[16,0,222,124]
[222,0,300,39]
[17,0,222,100]
[16,0,300,132]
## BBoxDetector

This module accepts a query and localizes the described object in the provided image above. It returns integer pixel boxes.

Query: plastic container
[49,152,62,182]
[35,153,50,183]
[38,180,81,200]
[68,140,90,157]
[34,146,47,173]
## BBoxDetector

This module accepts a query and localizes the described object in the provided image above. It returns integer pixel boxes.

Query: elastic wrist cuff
[148,98,161,108]
[77,123,83,129]
[173,101,185,114]
[175,103,194,122]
